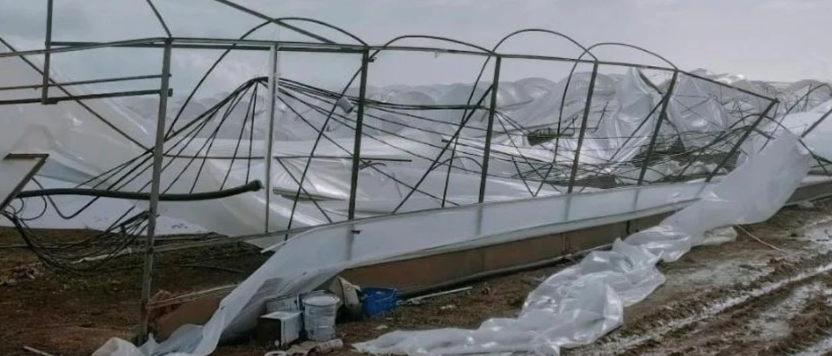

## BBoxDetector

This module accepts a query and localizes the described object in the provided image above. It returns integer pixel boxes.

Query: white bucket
[302,293,340,341]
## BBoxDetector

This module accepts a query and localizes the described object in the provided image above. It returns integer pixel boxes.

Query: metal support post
[41,0,54,104]
[636,70,678,186]
[566,62,599,193]
[139,38,172,342]
[705,100,778,182]
[348,50,370,220]
[264,45,279,232]
[478,56,501,203]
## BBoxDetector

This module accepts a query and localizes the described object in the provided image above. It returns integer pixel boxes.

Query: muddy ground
[3,199,832,356]
[569,199,832,356]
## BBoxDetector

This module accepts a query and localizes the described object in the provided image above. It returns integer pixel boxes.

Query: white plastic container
[302,293,340,341]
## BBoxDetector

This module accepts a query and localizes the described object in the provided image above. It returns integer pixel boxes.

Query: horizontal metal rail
[153,225,316,253]
[0,74,167,92]
[25,37,773,101]
[0,88,172,105]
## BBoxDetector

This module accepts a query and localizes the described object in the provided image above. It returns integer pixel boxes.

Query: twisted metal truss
[1,0,831,339]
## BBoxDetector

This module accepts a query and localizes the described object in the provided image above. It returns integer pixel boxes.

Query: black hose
[14,180,262,201]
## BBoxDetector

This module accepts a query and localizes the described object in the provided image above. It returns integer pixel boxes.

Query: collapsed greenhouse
[2,1,832,356]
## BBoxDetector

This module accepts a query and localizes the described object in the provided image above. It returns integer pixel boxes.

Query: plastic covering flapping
[756,99,832,162]
[353,131,810,356]
[92,131,808,356]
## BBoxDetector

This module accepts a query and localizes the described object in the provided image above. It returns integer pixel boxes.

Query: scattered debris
[0,276,16,286]
[375,324,388,330]
[401,286,472,306]
[736,225,790,254]
[267,339,344,356]
[147,290,179,323]
[522,275,545,286]
[11,264,42,280]
[267,341,316,356]
[440,304,457,310]
[256,311,302,348]
[327,277,361,318]
[23,346,58,356]
[797,201,816,210]
[312,338,344,354]
[1,264,43,287]
[178,264,243,274]
[72,248,133,264]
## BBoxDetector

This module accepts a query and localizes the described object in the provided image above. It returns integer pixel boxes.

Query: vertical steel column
[264,45,279,232]
[348,50,370,220]
[566,62,599,193]
[636,70,678,186]
[705,100,778,182]
[41,0,54,104]
[478,56,501,203]
[139,38,172,342]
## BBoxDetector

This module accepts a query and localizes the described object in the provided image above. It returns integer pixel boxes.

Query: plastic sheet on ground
[93,131,808,356]
[352,132,809,355]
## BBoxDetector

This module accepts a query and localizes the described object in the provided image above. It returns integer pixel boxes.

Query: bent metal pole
[139,38,172,343]
[264,44,279,232]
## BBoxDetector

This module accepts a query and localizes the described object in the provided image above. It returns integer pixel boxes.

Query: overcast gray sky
[1,0,830,95]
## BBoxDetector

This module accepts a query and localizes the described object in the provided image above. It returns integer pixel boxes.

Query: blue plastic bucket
[361,287,398,318]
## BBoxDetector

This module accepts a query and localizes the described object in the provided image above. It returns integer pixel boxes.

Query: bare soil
[3,199,832,356]
[0,228,268,356]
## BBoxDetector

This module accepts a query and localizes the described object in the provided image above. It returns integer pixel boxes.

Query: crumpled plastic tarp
[353,131,809,355]
[0,45,715,238]
[0,48,571,236]
[92,131,808,356]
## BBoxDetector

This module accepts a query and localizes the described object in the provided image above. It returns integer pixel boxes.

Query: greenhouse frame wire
[2,0,831,342]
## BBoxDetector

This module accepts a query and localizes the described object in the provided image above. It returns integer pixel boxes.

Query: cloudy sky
[1,0,830,95]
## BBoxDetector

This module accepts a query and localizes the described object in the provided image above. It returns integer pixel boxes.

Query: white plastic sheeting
[0,155,45,210]
[776,99,832,162]
[93,132,808,356]
[4,31,832,239]
[0,47,569,236]
[5,35,819,239]
[354,130,810,356]
[0,44,684,238]
[667,74,733,148]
